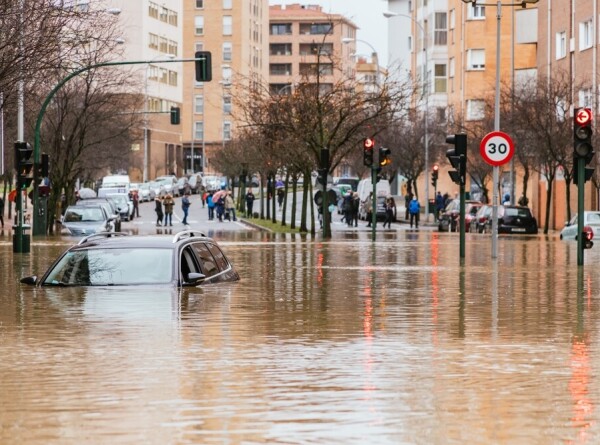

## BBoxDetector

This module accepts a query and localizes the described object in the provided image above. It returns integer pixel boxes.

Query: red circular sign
[480,131,514,167]
[576,108,593,125]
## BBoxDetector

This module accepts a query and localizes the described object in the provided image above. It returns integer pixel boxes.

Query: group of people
[154,192,178,226]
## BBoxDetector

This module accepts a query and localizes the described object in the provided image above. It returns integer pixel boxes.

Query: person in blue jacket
[207,191,215,220]
[409,196,421,229]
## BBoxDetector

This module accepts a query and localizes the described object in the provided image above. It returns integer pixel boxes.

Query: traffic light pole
[577,156,585,265]
[371,165,377,241]
[31,56,206,238]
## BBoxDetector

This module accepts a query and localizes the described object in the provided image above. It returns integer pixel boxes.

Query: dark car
[77,198,122,232]
[438,199,481,232]
[20,231,240,287]
[470,204,493,233]
[483,205,538,234]
[58,205,117,236]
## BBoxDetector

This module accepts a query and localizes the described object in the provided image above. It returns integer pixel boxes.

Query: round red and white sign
[480,131,514,167]
[576,108,593,125]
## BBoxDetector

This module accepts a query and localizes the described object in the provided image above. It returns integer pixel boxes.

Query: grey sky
[271,0,389,67]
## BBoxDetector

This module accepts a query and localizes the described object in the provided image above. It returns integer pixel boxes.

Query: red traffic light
[584,226,594,240]
[363,138,375,150]
[433,165,439,171]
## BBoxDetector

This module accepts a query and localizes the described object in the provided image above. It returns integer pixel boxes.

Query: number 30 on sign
[480,131,515,167]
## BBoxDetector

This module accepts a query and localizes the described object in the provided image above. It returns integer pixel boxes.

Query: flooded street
[1,230,600,444]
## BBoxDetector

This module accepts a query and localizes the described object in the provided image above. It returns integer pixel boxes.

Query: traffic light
[363,137,375,167]
[379,147,391,167]
[573,107,594,185]
[35,153,50,179]
[14,141,34,189]
[195,51,212,82]
[375,166,383,183]
[446,133,467,186]
[170,106,181,125]
[316,168,328,186]
[583,226,594,249]
[431,164,439,188]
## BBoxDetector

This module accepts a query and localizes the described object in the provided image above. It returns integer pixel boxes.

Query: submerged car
[483,205,538,234]
[559,211,600,240]
[59,205,117,236]
[20,231,240,287]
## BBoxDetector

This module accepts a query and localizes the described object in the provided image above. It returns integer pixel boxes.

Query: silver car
[138,183,156,202]
[560,211,600,240]
[58,205,116,236]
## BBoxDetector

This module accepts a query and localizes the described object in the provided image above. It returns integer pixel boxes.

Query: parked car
[148,181,165,198]
[177,177,190,196]
[483,205,538,234]
[20,231,240,287]
[334,177,360,191]
[559,211,600,240]
[438,199,481,232]
[156,177,179,197]
[138,183,156,202]
[188,173,203,194]
[105,193,133,222]
[57,205,117,236]
[470,205,493,233]
[77,198,122,232]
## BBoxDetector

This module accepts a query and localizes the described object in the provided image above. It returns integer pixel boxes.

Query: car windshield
[64,208,104,223]
[43,248,173,286]
[505,207,532,218]
[108,195,127,205]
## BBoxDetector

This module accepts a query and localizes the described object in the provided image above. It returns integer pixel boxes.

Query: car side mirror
[20,275,38,285]
[184,272,206,286]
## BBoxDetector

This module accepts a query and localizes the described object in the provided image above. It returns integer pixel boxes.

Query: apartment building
[109,0,184,182]
[268,4,357,95]
[180,0,269,175]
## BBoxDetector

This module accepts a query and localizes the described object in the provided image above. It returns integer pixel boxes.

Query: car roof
[70,231,214,250]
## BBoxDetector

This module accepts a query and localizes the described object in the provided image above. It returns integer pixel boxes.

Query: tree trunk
[291,177,297,230]
[300,170,309,233]
[543,174,555,235]
[281,173,289,227]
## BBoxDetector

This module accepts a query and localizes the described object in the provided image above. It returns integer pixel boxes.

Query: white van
[357,178,391,220]
[99,174,131,197]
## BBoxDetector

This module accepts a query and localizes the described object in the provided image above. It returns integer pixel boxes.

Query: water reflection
[1,232,600,443]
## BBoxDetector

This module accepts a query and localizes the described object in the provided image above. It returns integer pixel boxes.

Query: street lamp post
[342,37,380,86]
[144,54,175,182]
[383,11,430,221]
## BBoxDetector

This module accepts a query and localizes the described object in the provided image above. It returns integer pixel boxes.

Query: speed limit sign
[480,131,514,166]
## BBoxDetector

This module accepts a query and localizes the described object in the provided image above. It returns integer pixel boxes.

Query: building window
[222,42,232,62]
[149,1,159,19]
[434,13,447,45]
[299,63,332,76]
[579,20,593,51]
[195,16,204,35]
[467,49,485,70]
[434,64,447,93]
[270,43,292,56]
[168,40,178,57]
[195,0,203,8]
[270,23,292,35]
[223,16,232,35]
[195,42,204,52]
[467,99,485,121]
[223,0,232,9]
[449,57,455,78]
[299,23,333,35]
[194,95,204,114]
[556,31,566,59]
[223,121,232,140]
[270,63,292,75]
[299,43,333,56]
[159,36,168,53]
[468,5,485,19]
[168,70,177,86]
[223,95,232,114]
[149,33,159,50]
[222,66,232,84]
[159,6,168,23]
[194,122,204,140]
[579,88,593,108]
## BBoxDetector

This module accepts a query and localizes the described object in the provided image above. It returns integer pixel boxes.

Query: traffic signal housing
[431,164,439,188]
[363,137,375,167]
[573,107,594,185]
[14,141,34,189]
[446,133,467,186]
[195,51,212,82]
[379,147,391,167]
[170,106,181,125]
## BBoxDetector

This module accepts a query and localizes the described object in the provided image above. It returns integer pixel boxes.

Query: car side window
[191,242,219,278]
[206,243,229,271]
[181,247,200,281]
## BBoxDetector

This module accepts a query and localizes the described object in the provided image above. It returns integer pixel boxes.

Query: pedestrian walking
[409,196,420,229]
[215,194,225,222]
[351,192,360,227]
[207,191,215,220]
[181,191,191,225]
[382,196,395,229]
[225,191,237,221]
[405,191,413,220]
[245,188,256,218]
[277,188,284,210]
[435,191,445,221]
[201,189,208,208]
[154,196,164,226]
[132,190,140,218]
[163,193,175,226]
[363,192,373,227]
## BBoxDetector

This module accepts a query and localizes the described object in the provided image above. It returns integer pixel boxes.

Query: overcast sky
[271,0,389,66]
